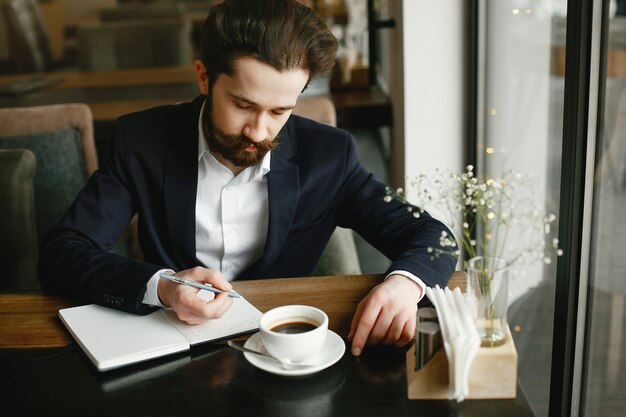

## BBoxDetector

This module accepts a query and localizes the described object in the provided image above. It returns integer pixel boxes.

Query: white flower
[390,167,561,268]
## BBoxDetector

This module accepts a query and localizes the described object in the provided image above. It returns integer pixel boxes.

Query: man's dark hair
[199,0,337,89]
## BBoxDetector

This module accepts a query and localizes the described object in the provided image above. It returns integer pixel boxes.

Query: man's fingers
[349,276,421,354]
[174,285,233,323]
[348,300,366,341]
[177,300,231,324]
[210,292,234,318]
[366,309,393,346]
[350,302,382,356]
[181,267,233,292]
[201,269,233,292]
[193,290,233,318]
[393,320,415,347]
[381,315,404,345]
[382,313,415,346]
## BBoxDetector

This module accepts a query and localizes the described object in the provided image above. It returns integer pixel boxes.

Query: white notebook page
[161,289,262,345]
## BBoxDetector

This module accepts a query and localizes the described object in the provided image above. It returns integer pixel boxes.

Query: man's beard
[203,98,280,168]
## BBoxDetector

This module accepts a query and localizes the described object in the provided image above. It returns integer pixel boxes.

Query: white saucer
[243,330,345,376]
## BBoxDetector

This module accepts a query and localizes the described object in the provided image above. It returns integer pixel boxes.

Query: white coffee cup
[259,305,329,364]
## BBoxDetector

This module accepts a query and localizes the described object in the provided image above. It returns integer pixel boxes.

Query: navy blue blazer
[38,96,456,314]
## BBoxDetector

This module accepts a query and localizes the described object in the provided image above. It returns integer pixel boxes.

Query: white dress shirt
[143,103,270,306]
[143,104,426,307]
[194,126,270,278]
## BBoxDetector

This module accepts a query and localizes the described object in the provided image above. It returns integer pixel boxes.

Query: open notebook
[59,290,262,371]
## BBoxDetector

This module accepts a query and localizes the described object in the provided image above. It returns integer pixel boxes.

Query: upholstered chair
[0,149,39,290]
[292,96,362,276]
[0,104,97,248]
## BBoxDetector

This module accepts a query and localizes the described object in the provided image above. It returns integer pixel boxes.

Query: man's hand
[157,267,234,324]
[347,274,422,356]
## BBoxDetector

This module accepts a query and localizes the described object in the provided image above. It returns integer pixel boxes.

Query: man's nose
[243,113,269,143]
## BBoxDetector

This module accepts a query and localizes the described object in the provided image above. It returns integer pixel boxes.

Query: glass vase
[466,256,510,347]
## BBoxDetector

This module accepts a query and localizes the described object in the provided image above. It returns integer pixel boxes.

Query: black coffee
[270,321,318,334]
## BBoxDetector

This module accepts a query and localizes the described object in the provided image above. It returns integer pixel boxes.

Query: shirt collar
[197,102,210,162]
[197,101,271,179]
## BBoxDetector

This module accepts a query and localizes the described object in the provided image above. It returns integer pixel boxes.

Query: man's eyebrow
[229,93,296,111]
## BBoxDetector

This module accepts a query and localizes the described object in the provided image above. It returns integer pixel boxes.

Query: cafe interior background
[0,0,624,416]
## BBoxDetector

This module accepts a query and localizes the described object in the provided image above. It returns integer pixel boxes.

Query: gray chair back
[0,149,39,290]
[1,0,53,72]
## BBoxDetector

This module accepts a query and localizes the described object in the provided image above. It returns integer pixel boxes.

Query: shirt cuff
[385,270,427,302]
[142,269,174,308]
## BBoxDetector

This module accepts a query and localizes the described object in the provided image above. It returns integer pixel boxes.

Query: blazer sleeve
[38,119,162,315]
[334,134,458,289]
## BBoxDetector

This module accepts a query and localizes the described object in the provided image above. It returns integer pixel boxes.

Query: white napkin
[425,285,481,402]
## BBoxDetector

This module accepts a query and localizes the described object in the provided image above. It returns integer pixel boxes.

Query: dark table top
[0,342,534,417]
[0,274,534,416]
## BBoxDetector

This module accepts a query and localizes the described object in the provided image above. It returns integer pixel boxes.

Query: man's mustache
[210,131,277,154]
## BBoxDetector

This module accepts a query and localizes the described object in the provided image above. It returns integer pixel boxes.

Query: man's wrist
[142,269,174,308]
[384,270,426,301]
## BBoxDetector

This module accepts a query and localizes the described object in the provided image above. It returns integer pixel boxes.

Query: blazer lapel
[164,96,204,269]
[242,128,299,278]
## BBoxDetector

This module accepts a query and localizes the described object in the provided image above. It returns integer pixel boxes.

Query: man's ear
[194,59,209,95]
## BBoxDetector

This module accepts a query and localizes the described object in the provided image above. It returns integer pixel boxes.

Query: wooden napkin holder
[406,326,518,400]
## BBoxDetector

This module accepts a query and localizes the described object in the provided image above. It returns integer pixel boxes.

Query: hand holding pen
[159,273,240,298]
[157,268,237,325]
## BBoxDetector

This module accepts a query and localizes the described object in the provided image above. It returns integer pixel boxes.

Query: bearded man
[39,0,456,356]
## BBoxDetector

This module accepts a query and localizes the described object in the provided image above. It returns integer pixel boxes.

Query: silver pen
[158,273,240,298]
